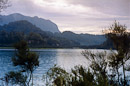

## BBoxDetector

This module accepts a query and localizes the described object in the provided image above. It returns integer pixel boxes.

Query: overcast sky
[1,0,130,34]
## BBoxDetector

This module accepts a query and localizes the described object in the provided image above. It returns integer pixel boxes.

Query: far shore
[0,47,112,51]
[0,47,82,49]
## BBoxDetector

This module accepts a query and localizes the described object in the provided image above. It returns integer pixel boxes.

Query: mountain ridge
[55,31,106,46]
[0,20,45,34]
[0,20,80,48]
[0,13,60,33]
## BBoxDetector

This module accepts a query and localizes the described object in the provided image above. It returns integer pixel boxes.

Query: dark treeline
[82,38,114,49]
[54,31,106,46]
[0,30,79,48]
[0,30,113,49]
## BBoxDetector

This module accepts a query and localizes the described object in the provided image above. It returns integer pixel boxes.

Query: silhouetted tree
[82,51,109,85]
[4,71,27,86]
[4,40,39,86]
[104,21,130,85]
[46,65,97,86]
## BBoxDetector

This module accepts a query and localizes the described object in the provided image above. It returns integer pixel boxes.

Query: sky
[1,0,130,34]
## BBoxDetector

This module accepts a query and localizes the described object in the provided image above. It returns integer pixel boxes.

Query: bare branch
[0,0,10,13]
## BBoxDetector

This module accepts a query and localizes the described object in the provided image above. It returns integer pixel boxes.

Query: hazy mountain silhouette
[0,13,60,33]
[0,20,79,47]
[0,20,45,34]
[55,31,106,46]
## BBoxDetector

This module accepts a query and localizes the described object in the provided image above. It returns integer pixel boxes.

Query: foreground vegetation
[3,41,39,86]
[45,21,130,86]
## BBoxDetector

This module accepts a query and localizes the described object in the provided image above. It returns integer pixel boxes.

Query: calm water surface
[0,49,107,85]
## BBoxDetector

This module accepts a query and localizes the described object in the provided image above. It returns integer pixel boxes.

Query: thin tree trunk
[32,73,33,86]
[27,73,32,86]
[122,61,126,86]
[116,67,119,84]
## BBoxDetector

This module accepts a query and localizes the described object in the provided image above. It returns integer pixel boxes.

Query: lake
[0,49,108,85]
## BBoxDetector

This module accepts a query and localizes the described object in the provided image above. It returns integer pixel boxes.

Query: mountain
[0,20,45,34]
[55,31,106,46]
[0,20,79,48]
[0,13,60,33]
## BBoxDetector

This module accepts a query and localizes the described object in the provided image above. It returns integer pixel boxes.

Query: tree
[82,50,110,86]
[5,40,39,86]
[4,71,27,86]
[0,0,10,12]
[107,52,121,85]
[104,21,130,86]
[27,32,44,47]
[46,65,97,86]
[45,65,70,86]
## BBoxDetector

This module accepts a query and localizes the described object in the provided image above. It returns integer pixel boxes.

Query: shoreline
[0,47,113,51]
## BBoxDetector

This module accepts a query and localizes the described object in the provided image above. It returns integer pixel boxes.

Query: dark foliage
[4,71,27,86]
[3,40,39,86]
[55,31,106,46]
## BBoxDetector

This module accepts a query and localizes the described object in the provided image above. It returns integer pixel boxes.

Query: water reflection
[56,49,89,70]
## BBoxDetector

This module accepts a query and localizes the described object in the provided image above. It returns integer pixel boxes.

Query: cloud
[1,0,130,34]
[67,0,130,16]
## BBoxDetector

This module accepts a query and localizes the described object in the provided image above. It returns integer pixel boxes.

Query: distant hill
[0,13,60,33]
[55,31,106,46]
[83,39,114,49]
[0,20,79,48]
[0,20,44,34]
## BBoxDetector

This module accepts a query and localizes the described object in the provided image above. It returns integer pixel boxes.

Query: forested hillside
[0,20,79,48]
[0,20,108,48]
